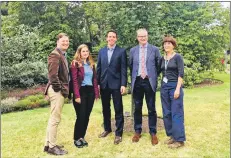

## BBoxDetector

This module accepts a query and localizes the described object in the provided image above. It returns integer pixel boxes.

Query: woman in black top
[159,36,186,148]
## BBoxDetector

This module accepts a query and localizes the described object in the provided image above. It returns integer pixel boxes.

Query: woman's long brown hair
[73,44,95,69]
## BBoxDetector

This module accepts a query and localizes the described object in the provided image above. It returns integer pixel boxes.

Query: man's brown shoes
[98,131,111,138]
[132,133,141,142]
[44,144,64,152]
[114,136,122,145]
[151,134,158,145]
[164,137,175,145]
[47,146,68,155]
[168,141,184,148]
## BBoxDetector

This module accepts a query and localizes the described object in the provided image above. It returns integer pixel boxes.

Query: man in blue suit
[97,30,127,145]
[129,28,161,146]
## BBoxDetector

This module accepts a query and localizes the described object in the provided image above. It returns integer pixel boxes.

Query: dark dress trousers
[129,44,161,135]
[97,45,127,136]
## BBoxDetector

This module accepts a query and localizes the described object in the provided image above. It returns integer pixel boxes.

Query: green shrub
[26,95,40,102]
[1,90,9,100]
[37,94,45,99]
[1,62,48,89]
[38,99,49,107]
[2,94,50,114]
[183,67,204,88]
[1,97,19,113]
[15,99,31,111]
[29,102,40,108]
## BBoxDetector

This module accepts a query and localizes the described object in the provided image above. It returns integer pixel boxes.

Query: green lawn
[1,72,230,158]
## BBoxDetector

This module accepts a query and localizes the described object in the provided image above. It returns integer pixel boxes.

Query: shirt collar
[139,43,148,49]
[83,61,90,65]
[107,45,116,51]
[57,47,66,56]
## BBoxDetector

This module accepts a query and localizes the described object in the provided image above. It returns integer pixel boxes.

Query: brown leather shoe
[132,133,141,142]
[44,145,64,152]
[98,131,111,138]
[47,146,68,155]
[114,136,122,145]
[44,146,49,152]
[168,141,184,148]
[164,137,175,145]
[151,134,158,145]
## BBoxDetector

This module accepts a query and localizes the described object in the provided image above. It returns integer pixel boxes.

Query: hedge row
[1,94,49,114]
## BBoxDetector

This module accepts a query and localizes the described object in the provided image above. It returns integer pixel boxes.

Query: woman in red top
[70,44,99,148]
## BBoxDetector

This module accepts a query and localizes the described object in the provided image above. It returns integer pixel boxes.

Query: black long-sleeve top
[160,53,184,82]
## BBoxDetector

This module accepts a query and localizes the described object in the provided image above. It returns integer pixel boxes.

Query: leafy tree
[1,1,229,89]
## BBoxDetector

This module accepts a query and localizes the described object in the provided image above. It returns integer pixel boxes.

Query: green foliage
[1,97,19,113]
[1,1,229,89]
[184,67,204,88]
[160,2,230,71]
[1,94,49,114]
[38,99,49,107]
[15,99,31,110]
[1,23,41,66]
[2,62,48,89]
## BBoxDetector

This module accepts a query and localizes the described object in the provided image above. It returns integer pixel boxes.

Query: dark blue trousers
[100,88,124,136]
[160,82,186,142]
[133,77,157,135]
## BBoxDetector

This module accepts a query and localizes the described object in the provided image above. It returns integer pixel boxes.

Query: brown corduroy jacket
[44,48,69,98]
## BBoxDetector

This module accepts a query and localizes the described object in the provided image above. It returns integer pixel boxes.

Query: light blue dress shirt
[107,45,116,64]
[81,62,93,86]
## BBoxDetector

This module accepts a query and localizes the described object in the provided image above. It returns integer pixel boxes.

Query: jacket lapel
[134,46,140,63]
[103,47,109,67]
[56,48,69,72]
[146,44,152,64]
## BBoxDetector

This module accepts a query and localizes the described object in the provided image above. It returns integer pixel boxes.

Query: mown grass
[1,72,230,158]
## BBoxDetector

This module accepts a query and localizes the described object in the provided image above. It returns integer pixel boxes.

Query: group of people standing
[43,28,186,156]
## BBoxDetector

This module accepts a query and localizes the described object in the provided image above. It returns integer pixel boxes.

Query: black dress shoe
[47,146,68,155]
[74,139,84,148]
[114,136,122,145]
[80,138,88,147]
[98,131,111,138]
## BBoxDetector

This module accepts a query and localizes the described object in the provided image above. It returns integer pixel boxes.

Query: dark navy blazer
[97,45,127,89]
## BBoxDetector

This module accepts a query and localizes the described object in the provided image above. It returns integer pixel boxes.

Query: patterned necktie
[141,47,146,79]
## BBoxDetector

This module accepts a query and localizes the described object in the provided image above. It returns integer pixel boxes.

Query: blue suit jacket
[129,44,161,92]
[97,45,127,89]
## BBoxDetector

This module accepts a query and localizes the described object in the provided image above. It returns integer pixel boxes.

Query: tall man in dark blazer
[129,28,161,146]
[44,33,69,155]
[97,30,127,145]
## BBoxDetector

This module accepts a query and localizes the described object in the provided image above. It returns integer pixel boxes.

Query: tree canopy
[1,1,230,88]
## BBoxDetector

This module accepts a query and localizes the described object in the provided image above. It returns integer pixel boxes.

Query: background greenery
[1,72,230,158]
[1,1,230,88]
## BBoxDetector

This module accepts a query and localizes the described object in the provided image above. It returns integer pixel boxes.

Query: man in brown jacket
[43,33,69,155]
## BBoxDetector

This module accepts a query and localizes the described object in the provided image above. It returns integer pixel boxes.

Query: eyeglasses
[137,35,147,38]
